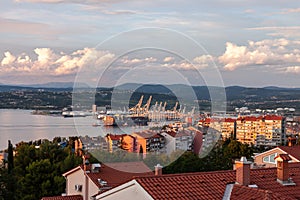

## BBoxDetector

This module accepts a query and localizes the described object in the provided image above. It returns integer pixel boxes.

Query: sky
[0,0,300,87]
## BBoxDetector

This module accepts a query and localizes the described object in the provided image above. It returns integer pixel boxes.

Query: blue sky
[0,0,300,87]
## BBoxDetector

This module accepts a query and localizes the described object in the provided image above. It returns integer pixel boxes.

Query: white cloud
[120,57,157,65]
[163,56,174,62]
[0,48,115,76]
[1,52,16,65]
[219,38,300,71]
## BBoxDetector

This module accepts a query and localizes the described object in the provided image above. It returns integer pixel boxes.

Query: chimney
[82,154,90,172]
[275,154,295,185]
[235,157,251,186]
[155,164,163,176]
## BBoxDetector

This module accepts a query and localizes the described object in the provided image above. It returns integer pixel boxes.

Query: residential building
[236,115,284,146]
[199,115,285,146]
[236,116,259,145]
[120,135,137,152]
[77,136,108,153]
[105,134,124,153]
[62,155,153,200]
[198,118,236,140]
[254,145,300,168]
[160,129,193,155]
[221,118,236,139]
[131,130,165,155]
[95,155,300,200]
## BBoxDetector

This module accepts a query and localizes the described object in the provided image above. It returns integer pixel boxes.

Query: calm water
[0,109,147,150]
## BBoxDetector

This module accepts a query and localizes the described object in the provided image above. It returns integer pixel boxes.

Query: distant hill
[114,83,300,108]
[1,82,300,111]
[23,82,90,88]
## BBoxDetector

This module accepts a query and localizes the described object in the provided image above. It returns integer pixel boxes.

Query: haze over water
[0,109,146,150]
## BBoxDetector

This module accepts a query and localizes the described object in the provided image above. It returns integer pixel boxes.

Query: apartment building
[236,115,284,146]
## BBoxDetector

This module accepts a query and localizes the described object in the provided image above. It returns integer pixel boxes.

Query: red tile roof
[41,195,83,200]
[231,185,293,200]
[136,171,235,200]
[132,130,159,139]
[105,161,152,173]
[134,162,300,200]
[264,115,283,121]
[81,163,153,190]
[107,134,125,141]
[224,118,236,123]
[238,116,258,121]
[279,146,300,161]
[165,130,192,138]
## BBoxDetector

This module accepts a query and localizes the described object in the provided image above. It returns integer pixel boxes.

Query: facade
[78,136,108,152]
[120,135,137,152]
[160,130,193,155]
[199,115,284,146]
[235,116,258,145]
[131,130,165,155]
[198,118,236,140]
[236,115,284,146]
[105,134,124,153]
[221,118,236,139]
[254,145,300,168]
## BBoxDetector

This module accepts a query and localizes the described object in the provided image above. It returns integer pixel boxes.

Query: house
[160,129,193,155]
[254,145,300,168]
[62,155,153,200]
[105,134,124,153]
[95,155,300,200]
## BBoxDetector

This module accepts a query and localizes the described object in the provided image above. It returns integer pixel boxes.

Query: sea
[0,109,147,150]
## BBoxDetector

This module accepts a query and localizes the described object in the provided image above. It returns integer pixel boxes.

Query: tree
[7,140,14,174]
[139,145,144,160]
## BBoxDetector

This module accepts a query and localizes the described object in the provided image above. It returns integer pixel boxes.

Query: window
[75,184,82,192]
[262,153,277,164]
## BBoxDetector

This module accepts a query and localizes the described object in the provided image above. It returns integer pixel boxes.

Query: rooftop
[278,146,300,161]
[132,130,160,139]
[80,162,153,190]
[41,195,83,200]
[134,162,300,200]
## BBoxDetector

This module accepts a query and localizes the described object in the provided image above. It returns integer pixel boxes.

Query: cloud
[219,38,300,71]
[120,56,157,65]
[1,52,16,65]
[163,57,174,62]
[286,66,300,74]
[0,48,115,76]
